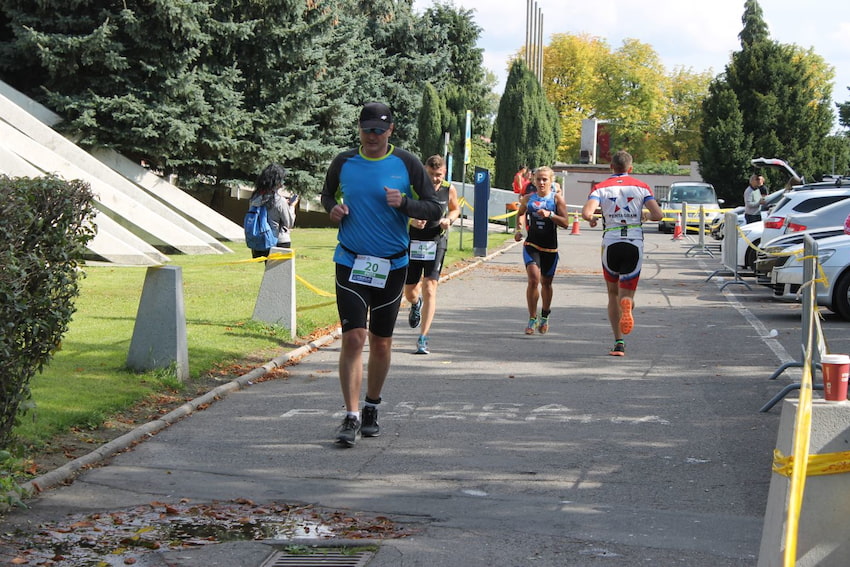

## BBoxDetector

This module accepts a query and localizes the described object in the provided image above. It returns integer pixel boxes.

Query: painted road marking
[280,403,670,425]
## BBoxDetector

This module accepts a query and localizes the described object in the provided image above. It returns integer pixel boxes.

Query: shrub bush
[0,175,95,450]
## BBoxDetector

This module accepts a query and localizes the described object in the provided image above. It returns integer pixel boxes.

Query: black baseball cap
[359,102,393,130]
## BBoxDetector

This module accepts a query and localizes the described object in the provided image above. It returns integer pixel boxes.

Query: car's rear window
[772,192,850,215]
[772,196,792,212]
[792,195,850,213]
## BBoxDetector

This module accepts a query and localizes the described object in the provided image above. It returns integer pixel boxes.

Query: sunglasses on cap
[361,127,387,135]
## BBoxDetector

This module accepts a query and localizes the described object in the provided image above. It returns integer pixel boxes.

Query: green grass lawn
[13,227,514,448]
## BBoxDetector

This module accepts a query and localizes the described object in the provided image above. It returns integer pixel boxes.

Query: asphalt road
[2,225,847,566]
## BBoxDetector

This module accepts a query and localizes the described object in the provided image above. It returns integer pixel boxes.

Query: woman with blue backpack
[244,163,298,258]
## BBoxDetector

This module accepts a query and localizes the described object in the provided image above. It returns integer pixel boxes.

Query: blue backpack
[243,204,277,250]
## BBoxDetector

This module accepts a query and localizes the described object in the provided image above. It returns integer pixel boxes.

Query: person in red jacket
[512,165,528,194]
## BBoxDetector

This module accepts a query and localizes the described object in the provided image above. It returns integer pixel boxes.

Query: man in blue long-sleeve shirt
[320,102,441,447]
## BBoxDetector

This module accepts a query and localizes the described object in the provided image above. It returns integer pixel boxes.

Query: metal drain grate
[260,549,374,567]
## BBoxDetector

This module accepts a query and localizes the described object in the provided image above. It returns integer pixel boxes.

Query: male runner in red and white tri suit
[582,150,663,356]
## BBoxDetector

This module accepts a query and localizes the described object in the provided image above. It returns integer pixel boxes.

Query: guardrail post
[126,265,189,381]
[685,204,714,257]
[707,211,751,290]
[761,234,824,411]
[252,246,296,340]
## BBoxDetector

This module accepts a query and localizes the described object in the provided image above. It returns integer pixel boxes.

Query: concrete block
[251,247,296,339]
[758,398,850,566]
[126,266,189,381]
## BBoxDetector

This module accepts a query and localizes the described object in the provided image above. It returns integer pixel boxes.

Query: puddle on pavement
[2,499,407,566]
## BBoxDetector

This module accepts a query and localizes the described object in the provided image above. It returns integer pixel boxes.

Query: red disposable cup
[821,354,850,402]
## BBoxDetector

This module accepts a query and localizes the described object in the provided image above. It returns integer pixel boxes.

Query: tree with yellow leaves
[536,33,711,165]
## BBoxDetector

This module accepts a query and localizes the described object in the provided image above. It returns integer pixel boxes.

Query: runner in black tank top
[513,167,571,335]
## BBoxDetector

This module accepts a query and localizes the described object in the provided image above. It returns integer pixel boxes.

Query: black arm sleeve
[395,149,442,221]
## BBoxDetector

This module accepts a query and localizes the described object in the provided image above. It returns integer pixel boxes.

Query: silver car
[769,232,850,319]
[755,226,847,286]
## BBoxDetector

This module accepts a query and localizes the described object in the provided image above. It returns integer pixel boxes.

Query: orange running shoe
[609,341,625,356]
[619,298,634,335]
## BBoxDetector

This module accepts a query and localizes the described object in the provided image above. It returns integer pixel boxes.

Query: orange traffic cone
[570,213,581,235]
[672,212,683,240]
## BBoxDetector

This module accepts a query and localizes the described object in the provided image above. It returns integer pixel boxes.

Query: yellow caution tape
[773,448,850,477]
[734,230,830,288]
[457,197,519,221]
[226,251,296,264]
[265,251,295,261]
[793,256,830,290]
[781,289,819,566]
[225,250,336,300]
[295,274,335,297]
[489,210,517,221]
[659,207,733,215]
[734,227,835,285]
[735,225,798,258]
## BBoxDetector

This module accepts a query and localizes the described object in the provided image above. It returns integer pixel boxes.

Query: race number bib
[409,240,438,261]
[349,255,391,288]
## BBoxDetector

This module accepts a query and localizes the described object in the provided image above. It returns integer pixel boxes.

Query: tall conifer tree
[417,83,445,159]
[699,0,834,196]
[493,60,558,190]
[699,82,751,199]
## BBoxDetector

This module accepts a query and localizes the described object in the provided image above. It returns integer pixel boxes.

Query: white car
[777,197,850,237]
[725,186,850,271]
[760,186,850,246]
[770,233,850,319]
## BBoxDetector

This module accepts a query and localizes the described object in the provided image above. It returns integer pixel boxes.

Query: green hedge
[0,175,95,450]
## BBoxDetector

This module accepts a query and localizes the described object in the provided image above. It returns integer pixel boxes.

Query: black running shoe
[408,296,422,328]
[335,415,360,446]
[361,406,380,437]
[609,341,625,357]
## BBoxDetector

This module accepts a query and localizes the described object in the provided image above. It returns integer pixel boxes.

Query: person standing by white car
[743,174,765,224]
